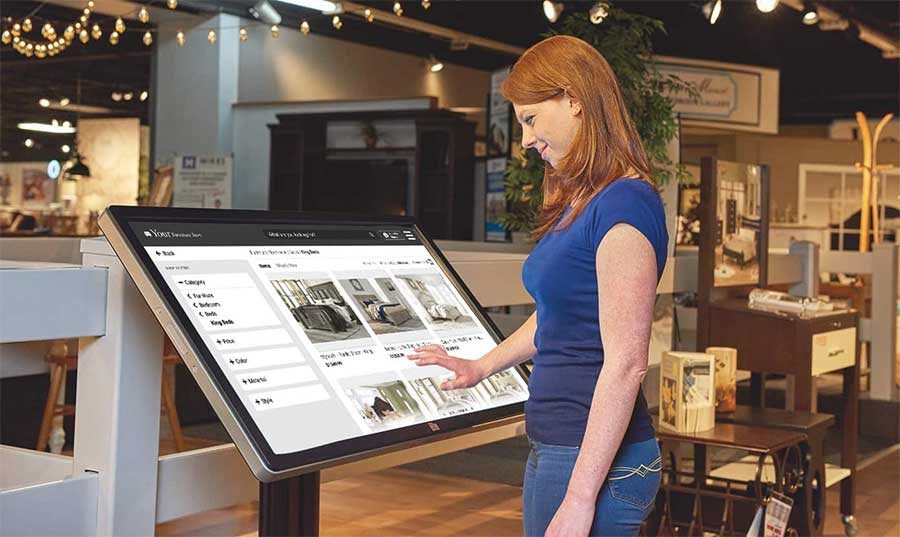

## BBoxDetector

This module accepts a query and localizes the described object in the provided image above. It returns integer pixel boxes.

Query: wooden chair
[36,338,187,453]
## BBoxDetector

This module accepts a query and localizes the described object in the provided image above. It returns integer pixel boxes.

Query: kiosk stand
[259,472,320,537]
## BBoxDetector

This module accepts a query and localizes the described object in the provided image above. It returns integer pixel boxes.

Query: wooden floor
[156,440,898,537]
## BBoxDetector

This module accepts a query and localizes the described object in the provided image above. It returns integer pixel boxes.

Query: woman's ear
[566,92,582,117]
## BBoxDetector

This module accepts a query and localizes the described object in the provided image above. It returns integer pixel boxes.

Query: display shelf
[708,454,851,489]
[0,260,107,344]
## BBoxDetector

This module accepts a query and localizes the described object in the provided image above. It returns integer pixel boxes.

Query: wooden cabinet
[268,109,475,240]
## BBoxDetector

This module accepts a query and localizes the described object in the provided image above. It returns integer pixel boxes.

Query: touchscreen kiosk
[99,206,529,481]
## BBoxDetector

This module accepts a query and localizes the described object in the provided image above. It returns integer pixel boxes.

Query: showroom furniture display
[268,109,476,240]
[654,420,806,536]
[703,299,860,534]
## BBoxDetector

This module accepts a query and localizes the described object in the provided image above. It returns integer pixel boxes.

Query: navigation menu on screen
[131,222,528,455]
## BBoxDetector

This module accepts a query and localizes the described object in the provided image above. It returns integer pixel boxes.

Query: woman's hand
[544,493,595,537]
[407,344,487,389]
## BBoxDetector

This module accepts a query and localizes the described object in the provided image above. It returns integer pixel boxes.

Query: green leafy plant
[499,5,697,233]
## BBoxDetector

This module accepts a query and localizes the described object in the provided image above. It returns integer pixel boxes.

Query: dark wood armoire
[268,109,476,240]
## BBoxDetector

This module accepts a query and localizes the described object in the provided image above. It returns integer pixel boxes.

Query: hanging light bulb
[62,121,71,128]
[22,18,32,33]
[41,23,51,38]
[91,24,102,40]
[422,0,431,9]
[176,30,185,46]
[364,8,374,22]
[109,31,119,45]
[756,0,778,13]
[332,15,342,29]
[111,91,122,101]
[124,92,133,101]
[270,25,279,38]
[589,2,609,24]
[143,30,153,46]
[240,27,248,41]
[139,7,150,24]
[39,98,50,107]
[393,2,403,16]
[88,0,94,7]
[167,0,178,9]
[702,0,723,25]
[1,31,10,45]
[59,97,70,107]
[62,144,71,153]
[140,91,148,101]
[208,30,217,44]
[83,8,91,16]
[300,20,310,35]
[115,17,125,33]
[63,25,74,40]
[543,1,563,23]
[11,23,21,37]
[79,29,89,43]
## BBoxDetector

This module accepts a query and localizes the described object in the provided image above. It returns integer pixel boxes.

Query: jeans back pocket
[607,454,662,510]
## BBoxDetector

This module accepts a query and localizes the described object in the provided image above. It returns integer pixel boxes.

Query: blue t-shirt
[522,178,668,447]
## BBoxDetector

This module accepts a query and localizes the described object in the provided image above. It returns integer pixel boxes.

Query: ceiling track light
[589,2,609,24]
[756,0,778,14]
[802,7,819,25]
[703,0,723,25]
[543,1,564,23]
[427,54,444,72]
[249,0,282,26]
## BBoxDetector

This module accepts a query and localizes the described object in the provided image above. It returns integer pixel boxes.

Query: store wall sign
[663,67,739,119]
[657,57,778,134]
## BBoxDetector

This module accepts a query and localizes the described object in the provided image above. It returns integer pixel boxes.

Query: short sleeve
[581,179,669,278]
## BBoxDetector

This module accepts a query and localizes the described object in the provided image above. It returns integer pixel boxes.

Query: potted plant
[501,6,697,238]
[361,121,379,149]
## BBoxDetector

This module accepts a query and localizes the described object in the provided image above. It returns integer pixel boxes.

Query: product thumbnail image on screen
[133,221,529,454]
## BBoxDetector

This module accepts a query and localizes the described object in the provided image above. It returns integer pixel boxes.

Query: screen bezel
[102,205,528,475]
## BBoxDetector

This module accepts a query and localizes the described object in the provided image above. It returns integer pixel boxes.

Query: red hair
[501,35,654,240]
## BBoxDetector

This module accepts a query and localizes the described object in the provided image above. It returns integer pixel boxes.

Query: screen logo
[182,156,197,169]
[143,228,203,239]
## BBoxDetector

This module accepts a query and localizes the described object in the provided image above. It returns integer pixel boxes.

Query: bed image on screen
[407,375,485,417]
[342,379,425,432]
[337,277,426,336]
[396,273,476,331]
[270,278,370,345]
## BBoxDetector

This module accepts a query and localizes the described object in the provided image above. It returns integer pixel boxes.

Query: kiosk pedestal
[259,472,320,537]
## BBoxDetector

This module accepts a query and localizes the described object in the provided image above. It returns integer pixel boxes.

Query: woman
[409,35,667,537]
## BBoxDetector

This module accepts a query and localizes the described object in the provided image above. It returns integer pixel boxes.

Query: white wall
[237,25,490,110]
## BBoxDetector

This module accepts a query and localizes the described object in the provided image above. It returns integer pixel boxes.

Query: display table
[655,421,807,536]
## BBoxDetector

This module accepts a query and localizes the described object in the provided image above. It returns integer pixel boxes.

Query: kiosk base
[259,471,320,537]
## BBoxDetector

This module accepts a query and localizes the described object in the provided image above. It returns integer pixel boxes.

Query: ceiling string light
[332,15,342,30]
[301,20,311,34]
[393,2,403,17]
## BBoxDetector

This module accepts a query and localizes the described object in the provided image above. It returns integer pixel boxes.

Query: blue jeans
[522,437,661,537]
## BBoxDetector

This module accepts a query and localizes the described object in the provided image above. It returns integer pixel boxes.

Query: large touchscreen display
[130,221,529,455]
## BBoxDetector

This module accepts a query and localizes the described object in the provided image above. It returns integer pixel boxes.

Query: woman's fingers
[407,351,454,369]
[413,344,447,355]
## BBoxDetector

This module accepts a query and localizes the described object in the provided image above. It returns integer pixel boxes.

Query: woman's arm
[408,312,537,389]
[546,223,658,537]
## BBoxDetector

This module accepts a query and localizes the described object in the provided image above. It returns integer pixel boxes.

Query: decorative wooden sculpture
[854,112,895,252]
